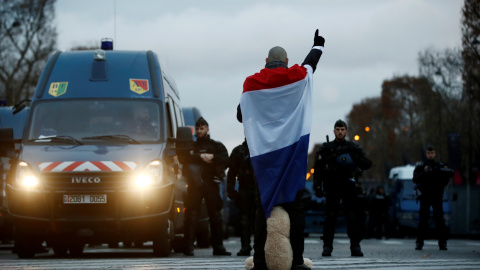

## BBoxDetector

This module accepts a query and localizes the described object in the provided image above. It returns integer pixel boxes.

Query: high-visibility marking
[38,161,138,172]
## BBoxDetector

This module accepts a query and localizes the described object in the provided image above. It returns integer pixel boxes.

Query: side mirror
[177,126,193,142]
[174,127,194,164]
[0,128,15,157]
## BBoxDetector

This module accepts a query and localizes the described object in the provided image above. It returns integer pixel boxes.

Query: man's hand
[200,153,214,164]
[313,29,325,47]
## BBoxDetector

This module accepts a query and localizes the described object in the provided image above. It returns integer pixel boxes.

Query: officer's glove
[313,29,325,47]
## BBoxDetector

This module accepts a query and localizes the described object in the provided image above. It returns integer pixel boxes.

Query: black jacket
[180,135,229,182]
[413,160,453,199]
[227,140,256,196]
[313,139,372,193]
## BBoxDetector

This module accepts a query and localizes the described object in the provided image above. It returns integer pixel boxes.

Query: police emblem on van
[130,79,149,94]
[48,82,68,97]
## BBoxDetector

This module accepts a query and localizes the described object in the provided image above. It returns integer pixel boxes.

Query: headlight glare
[16,161,39,189]
[134,160,163,188]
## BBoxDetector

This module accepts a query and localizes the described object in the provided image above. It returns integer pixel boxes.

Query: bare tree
[0,0,57,105]
[461,0,480,183]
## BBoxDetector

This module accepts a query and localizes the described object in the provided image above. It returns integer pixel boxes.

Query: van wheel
[153,219,171,257]
[16,245,35,259]
[172,235,184,253]
[14,230,36,258]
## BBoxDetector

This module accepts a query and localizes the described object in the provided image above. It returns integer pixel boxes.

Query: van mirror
[0,128,15,157]
[173,127,194,164]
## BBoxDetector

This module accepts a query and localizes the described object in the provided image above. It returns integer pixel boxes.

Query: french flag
[240,63,313,218]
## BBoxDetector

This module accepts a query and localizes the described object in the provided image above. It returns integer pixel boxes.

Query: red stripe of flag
[243,64,307,93]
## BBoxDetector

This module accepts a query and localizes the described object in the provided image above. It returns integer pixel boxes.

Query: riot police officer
[313,119,372,257]
[227,139,256,256]
[180,117,231,256]
[413,145,453,251]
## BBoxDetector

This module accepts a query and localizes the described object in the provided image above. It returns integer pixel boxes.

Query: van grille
[41,172,131,190]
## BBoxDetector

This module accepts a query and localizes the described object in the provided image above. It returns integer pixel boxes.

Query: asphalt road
[0,234,479,269]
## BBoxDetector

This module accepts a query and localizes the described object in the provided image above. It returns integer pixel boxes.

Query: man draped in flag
[237,30,324,270]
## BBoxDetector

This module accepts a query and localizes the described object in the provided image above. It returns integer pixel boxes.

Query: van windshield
[27,100,163,143]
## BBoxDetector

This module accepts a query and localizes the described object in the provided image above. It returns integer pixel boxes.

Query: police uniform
[180,122,230,256]
[313,138,372,256]
[227,139,256,256]
[413,159,453,250]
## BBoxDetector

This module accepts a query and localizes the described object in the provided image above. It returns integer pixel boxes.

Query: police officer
[313,119,372,257]
[413,145,453,251]
[181,117,231,256]
[367,186,391,239]
[227,138,256,256]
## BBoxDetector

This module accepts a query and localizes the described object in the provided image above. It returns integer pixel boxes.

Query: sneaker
[322,246,333,256]
[350,245,364,257]
[415,242,423,250]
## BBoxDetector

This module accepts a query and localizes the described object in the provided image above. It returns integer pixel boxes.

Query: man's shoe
[350,245,364,257]
[322,246,333,256]
[439,243,448,250]
[213,249,231,256]
[237,248,251,256]
[291,263,312,270]
[415,242,423,250]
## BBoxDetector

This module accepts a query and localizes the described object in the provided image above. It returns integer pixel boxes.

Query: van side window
[174,103,184,127]
[165,102,174,138]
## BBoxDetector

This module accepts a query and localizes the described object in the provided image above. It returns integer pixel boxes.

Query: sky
[55,0,463,154]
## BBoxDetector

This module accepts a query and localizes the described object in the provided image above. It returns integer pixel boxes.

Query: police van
[0,40,190,258]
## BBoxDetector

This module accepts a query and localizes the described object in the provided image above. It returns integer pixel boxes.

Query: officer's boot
[210,211,231,256]
[183,210,198,256]
[415,240,424,250]
[439,240,447,250]
[322,242,333,257]
[350,241,364,257]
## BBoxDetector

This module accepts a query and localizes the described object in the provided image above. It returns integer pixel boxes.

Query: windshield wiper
[33,135,83,145]
[81,135,140,144]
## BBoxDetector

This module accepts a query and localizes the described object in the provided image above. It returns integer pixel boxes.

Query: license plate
[63,194,107,204]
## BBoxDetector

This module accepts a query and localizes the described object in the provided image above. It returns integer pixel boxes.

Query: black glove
[313,29,325,47]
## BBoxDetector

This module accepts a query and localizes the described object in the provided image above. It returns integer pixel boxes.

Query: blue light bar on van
[101,38,113,50]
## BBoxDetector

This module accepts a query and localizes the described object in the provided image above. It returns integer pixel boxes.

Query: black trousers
[184,164,225,251]
[237,191,255,250]
[416,195,448,244]
[253,183,305,268]
[323,189,364,246]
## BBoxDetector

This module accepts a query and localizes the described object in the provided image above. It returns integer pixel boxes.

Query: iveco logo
[71,177,101,183]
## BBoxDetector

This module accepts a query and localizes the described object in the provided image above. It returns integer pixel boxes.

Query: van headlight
[134,160,163,188]
[16,161,40,189]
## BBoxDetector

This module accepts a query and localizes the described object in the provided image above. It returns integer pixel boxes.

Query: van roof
[34,50,165,101]
[388,165,415,180]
